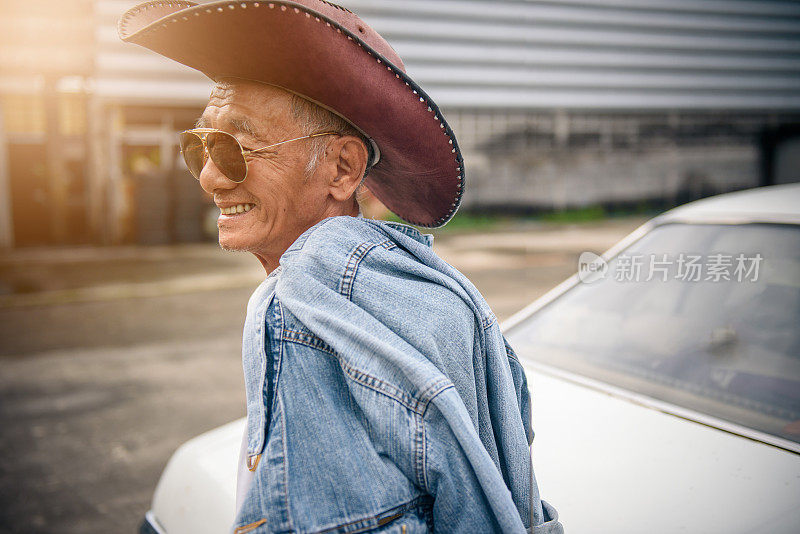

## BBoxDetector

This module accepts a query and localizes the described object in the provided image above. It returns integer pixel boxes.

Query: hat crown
[119,1,405,73]
[282,0,405,72]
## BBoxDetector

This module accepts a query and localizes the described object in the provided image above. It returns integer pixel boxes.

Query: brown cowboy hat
[118,0,463,227]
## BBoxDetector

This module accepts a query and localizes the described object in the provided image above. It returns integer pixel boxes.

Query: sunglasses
[179,128,338,183]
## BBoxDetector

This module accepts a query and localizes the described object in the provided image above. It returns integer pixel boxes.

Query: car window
[506,222,800,446]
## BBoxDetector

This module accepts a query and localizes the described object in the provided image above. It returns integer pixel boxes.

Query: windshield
[506,222,800,446]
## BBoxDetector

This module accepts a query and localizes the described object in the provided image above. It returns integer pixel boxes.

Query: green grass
[386,212,509,233]
[540,205,607,223]
[384,202,658,232]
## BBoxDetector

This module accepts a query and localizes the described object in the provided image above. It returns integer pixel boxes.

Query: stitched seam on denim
[259,301,271,453]
[414,411,427,491]
[339,241,384,300]
[482,314,497,330]
[247,289,269,456]
[283,328,336,356]
[274,302,294,534]
[421,412,430,492]
[371,219,426,241]
[278,325,421,413]
[268,301,286,441]
[339,239,394,298]
[274,301,285,417]
[419,383,455,418]
[278,395,295,533]
[283,337,337,356]
[336,358,419,413]
[339,239,397,300]
[418,384,456,495]
[506,351,522,365]
[504,338,523,364]
[416,378,453,413]
[312,496,429,534]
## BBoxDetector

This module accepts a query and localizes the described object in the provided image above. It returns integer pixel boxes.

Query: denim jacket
[234,216,562,534]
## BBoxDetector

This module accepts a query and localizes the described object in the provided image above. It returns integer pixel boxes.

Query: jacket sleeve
[504,338,534,445]
[421,338,564,534]
[420,386,531,534]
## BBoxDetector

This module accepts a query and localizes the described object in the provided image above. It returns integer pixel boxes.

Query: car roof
[656,183,800,225]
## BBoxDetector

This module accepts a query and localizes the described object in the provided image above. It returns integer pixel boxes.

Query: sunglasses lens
[207,131,247,183]
[179,132,205,180]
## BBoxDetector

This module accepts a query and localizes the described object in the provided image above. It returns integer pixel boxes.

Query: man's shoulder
[278,216,429,283]
[274,216,481,394]
[276,215,492,327]
[285,215,386,255]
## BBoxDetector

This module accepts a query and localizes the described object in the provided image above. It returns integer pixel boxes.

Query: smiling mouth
[219,203,255,216]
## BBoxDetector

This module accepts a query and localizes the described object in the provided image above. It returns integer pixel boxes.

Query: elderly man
[120,1,561,533]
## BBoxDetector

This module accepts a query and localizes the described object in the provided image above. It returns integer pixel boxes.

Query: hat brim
[119,0,463,227]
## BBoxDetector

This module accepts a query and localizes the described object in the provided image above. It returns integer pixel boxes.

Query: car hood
[147,365,800,534]
[149,419,243,534]
[528,364,800,533]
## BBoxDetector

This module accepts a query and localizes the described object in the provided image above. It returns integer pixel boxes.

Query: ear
[327,136,368,202]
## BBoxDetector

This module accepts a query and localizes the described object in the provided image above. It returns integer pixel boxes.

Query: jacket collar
[380,221,434,248]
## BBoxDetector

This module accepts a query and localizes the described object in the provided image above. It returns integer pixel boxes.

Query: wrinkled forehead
[200,79,298,140]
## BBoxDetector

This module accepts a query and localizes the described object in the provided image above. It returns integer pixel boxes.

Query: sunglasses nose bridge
[194,131,210,157]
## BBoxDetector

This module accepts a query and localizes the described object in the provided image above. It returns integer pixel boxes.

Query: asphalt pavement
[0,217,644,534]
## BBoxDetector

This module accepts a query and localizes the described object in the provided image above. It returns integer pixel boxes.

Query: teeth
[220,204,253,215]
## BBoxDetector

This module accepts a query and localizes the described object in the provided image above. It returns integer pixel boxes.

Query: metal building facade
[341,0,800,211]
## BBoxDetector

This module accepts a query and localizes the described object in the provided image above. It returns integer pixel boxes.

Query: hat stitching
[117,0,195,36]
[124,0,463,226]
[317,0,352,14]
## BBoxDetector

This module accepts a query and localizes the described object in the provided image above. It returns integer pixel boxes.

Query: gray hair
[289,94,371,181]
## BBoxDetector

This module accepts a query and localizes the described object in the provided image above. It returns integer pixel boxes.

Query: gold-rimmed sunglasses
[178,128,339,183]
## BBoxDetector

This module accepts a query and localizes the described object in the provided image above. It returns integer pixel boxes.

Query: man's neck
[254,205,361,275]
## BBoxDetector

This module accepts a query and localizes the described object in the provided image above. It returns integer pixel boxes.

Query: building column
[44,76,69,243]
[86,95,108,244]
[0,102,13,248]
[107,105,125,244]
[161,114,177,243]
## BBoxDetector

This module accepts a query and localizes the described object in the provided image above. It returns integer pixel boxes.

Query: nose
[197,154,237,195]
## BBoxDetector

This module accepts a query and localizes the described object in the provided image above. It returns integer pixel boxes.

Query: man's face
[196,81,331,263]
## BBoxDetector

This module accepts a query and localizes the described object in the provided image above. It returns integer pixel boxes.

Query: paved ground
[0,217,644,534]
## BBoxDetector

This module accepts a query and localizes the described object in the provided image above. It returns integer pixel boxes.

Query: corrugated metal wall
[353,0,800,110]
[95,0,800,110]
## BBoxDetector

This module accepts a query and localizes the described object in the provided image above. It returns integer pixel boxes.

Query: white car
[141,184,800,534]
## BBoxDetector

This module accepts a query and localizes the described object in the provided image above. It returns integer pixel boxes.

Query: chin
[217,231,255,252]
